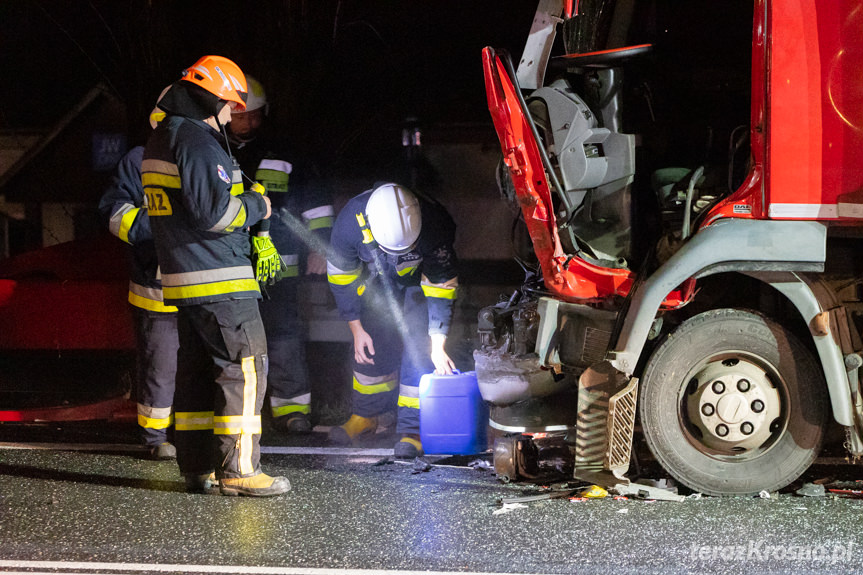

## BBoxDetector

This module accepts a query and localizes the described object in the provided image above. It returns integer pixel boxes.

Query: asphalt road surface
[1,420,863,575]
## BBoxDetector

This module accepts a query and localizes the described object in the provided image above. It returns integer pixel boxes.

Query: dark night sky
[0,1,537,173]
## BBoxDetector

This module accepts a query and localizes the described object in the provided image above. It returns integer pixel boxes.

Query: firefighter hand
[306,251,327,275]
[252,233,287,284]
[430,333,455,375]
[349,320,375,364]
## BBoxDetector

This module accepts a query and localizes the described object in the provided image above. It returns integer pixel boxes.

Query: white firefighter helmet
[366,183,422,254]
[148,85,172,129]
[243,76,268,114]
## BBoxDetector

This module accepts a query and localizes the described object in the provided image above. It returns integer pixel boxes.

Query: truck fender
[606,219,852,420]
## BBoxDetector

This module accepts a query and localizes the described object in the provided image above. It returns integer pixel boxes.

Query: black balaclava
[157,81,224,122]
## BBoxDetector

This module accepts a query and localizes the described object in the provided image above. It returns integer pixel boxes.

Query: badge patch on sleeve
[217,164,231,184]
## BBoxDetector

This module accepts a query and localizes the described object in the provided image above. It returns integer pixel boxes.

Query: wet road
[1,421,863,575]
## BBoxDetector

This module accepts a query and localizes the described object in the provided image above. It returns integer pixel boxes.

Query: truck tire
[639,308,827,496]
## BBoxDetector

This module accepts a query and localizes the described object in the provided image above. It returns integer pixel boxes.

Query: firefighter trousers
[352,284,435,435]
[132,306,178,447]
[259,279,310,420]
[173,298,268,479]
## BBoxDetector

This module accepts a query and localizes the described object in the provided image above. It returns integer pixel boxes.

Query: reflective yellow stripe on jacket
[161,265,258,302]
[128,281,178,313]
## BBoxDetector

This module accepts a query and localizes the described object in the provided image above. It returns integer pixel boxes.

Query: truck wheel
[639,309,827,496]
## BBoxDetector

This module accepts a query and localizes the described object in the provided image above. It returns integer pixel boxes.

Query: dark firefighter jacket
[98,145,177,313]
[232,137,334,276]
[142,114,269,307]
[327,189,458,335]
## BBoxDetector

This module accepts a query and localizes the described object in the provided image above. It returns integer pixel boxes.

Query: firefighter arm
[176,134,270,232]
[100,146,149,245]
[306,252,327,275]
[422,275,458,374]
[430,333,455,375]
[303,203,335,275]
[349,319,375,365]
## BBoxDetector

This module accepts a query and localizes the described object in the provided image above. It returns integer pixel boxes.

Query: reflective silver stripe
[259,159,293,174]
[303,205,335,220]
[161,265,254,288]
[270,393,311,407]
[326,261,361,276]
[108,203,137,237]
[489,419,570,433]
[129,281,164,303]
[281,254,299,266]
[395,259,420,275]
[137,405,172,419]
[398,384,419,398]
[141,158,180,176]
[355,371,398,385]
[208,195,244,233]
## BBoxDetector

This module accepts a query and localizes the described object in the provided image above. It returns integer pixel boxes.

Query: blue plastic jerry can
[419,370,488,455]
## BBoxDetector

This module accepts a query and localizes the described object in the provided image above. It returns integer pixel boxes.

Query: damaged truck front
[477,0,863,495]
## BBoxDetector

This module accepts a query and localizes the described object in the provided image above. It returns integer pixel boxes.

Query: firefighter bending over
[327,183,459,458]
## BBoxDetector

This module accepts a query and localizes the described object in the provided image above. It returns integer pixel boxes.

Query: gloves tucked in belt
[252,232,287,284]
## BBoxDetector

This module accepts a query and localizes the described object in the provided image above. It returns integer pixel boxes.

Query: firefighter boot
[272,413,313,434]
[220,473,291,497]
[394,434,424,459]
[184,472,218,493]
[328,414,377,445]
[147,442,177,460]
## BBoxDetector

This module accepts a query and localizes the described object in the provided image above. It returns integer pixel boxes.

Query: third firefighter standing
[226,75,334,433]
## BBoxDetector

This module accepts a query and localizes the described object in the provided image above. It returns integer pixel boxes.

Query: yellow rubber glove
[252,233,287,284]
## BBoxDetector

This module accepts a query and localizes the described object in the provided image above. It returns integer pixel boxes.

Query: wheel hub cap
[686,357,782,453]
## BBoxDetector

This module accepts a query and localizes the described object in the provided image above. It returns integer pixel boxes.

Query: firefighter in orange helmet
[142,55,289,496]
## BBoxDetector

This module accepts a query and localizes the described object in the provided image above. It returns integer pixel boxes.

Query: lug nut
[737,379,750,392]
[741,422,754,435]
[716,424,729,437]
[751,399,765,413]
[701,403,715,416]
[712,381,725,394]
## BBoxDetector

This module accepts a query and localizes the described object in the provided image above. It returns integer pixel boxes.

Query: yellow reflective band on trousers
[397,384,420,409]
[138,404,173,430]
[272,403,311,417]
[213,414,262,435]
[353,373,398,395]
[240,355,259,475]
[421,284,458,300]
[175,411,214,431]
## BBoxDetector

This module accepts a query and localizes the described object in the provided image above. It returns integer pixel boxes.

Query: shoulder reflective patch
[361,228,374,244]
[355,213,366,227]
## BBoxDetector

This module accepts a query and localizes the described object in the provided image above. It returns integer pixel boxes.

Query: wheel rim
[680,353,785,460]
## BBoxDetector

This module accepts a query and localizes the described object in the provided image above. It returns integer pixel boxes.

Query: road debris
[493,502,528,515]
[412,458,433,474]
[579,485,608,498]
[795,482,826,497]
